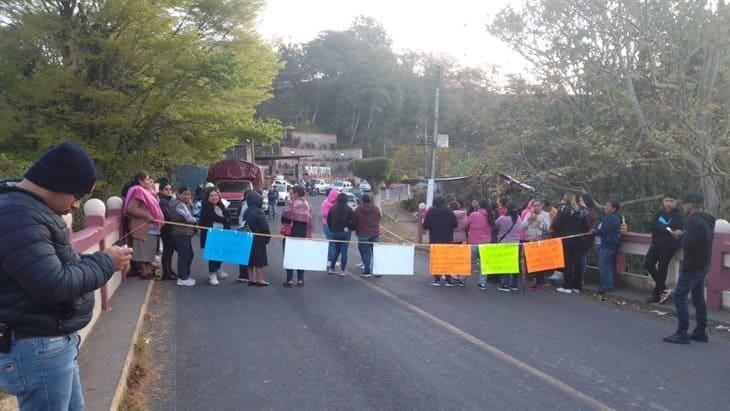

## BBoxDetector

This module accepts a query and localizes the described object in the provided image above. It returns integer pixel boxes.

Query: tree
[0,0,281,194]
[489,0,729,215]
[351,157,393,205]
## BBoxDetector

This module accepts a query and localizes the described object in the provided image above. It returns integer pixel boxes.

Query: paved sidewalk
[78,278,153,411]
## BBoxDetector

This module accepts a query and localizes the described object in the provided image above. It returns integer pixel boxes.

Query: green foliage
[0,0,282,196]
[350,157,393,193]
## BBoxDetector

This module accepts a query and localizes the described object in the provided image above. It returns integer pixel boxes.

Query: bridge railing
[613,219,730,310]
[63,196,126,344]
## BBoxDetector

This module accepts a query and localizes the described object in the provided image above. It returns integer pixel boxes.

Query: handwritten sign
[203,228,253,265]
[479,243,519,275]
[283,238,329,271]
[373,244,415,275]
[523,239,565,273]
[429,244,471,275]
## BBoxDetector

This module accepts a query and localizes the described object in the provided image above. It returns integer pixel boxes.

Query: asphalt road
[143,196,730,411]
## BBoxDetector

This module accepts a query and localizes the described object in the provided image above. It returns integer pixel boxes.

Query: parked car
[344,192,357,209]
[343,187,363,202]
[326,180,352,195]
[313,179,328,195]
[275,185,290,205]
[359,180,371,192]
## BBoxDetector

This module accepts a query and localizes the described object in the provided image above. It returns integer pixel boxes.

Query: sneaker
[497,285,511,292]
[444,281,455,287]
[335,261,341,267]
[338,271,347,277]
[360,273,373,278]
[535,285,545,293]
[663,330,690,344]
[478,283,487,290]
[689,329,709,343]
[431,279,442,287]
[208,274,220,286]
[556,287,572,294]
[237,277,249,283]
[572,289,582,294]
[456,279,466,287]
[528,284,538,289]
[659,289,673,305]
[176,278,195,287]
[328,268,338,275]
[217,270,229,280]
[510,286,519,291]
[357,263,365,269]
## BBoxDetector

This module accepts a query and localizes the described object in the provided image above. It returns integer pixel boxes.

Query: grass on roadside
[118,319,155,411]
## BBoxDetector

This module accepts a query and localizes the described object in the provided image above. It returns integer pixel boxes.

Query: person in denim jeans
[594,200,622,294]
[663,193,715,344]
[169,187,198,286]
[354,194,381,276]
[327,193,356,275]
[0,142,132,410]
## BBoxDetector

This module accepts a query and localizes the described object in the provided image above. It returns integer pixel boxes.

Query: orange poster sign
[429,244,472,275]
[523,239,565,273]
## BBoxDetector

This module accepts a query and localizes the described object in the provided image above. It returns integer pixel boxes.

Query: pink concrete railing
[66,197,125,312]
[616,221,730,310]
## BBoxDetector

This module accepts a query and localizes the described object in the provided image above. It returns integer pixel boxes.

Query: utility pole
[430,68,441,180]
[426,67,441,207]
[423,115,428,177]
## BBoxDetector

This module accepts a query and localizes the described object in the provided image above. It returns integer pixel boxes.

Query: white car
[327,181,352,194]
[359,180,371,192]
[313,179,328,195]
[275,185,290,205]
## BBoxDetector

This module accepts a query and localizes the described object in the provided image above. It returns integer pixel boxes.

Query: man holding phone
[0,142,132,409]
[643,194,684,304]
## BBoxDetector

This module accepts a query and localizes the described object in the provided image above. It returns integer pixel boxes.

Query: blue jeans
[330,231,352,271]
[172,236,194,280]
[0,334,84,411]
[598,247,618,291]
[357,235,378,274]
[501,274,518,288]
[268,203,276,218]
[323,224,335,263]
[673,269,709,331]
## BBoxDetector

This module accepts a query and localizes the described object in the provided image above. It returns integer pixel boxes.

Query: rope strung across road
[146,219,592,247]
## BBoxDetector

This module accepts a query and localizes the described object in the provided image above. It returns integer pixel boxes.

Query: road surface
[142,196,730,411]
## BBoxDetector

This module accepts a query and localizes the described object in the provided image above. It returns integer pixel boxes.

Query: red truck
[206,159,263,224]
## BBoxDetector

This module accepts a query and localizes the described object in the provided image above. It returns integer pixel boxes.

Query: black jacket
[649,208,684,248]
[551,204,590,248]
[245,192,270,244]
[199,202,230,248]
[327,195,356,233]
[0,185,116,336]
[159,193,173,236]
[422,206,457,244]
[681,211,715,275]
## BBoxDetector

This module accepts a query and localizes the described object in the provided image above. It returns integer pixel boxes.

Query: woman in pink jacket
[465,199,495,289]
[320,188,341,267]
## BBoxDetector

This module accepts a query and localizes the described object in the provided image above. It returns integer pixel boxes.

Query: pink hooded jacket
[320,189,341,225]
[452,209,467,243]
[464,209,493,245]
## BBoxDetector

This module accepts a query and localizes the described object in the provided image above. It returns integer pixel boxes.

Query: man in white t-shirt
[521,199,552,292]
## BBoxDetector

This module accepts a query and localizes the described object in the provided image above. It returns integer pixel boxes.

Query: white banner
[283,238,329,271]
[373,244,415,276]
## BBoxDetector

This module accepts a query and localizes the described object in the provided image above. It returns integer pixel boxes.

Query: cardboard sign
[283,238,329,271]
[373,244,415,276]
[203,228,253,265]
[479,243,520,275]
[523,239,565,273]
[429,244,471,275]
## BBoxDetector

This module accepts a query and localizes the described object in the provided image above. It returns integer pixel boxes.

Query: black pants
[644,244,677,295]
[161,232,176,279]
[172,236,194,280]
[563,240,584,290]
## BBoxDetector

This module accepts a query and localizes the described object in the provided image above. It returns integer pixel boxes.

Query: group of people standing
[419,191,717,344]
[320,189,382,277]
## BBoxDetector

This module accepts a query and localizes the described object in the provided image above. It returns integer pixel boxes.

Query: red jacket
[354,203,381,237]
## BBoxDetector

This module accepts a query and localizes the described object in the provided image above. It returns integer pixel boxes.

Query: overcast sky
[256,0,531,80]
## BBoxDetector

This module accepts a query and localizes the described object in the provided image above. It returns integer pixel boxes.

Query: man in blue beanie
[0,141,132,409]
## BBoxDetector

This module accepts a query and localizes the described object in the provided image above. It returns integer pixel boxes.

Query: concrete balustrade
[68,196,125,345]
[613,218,730,310]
